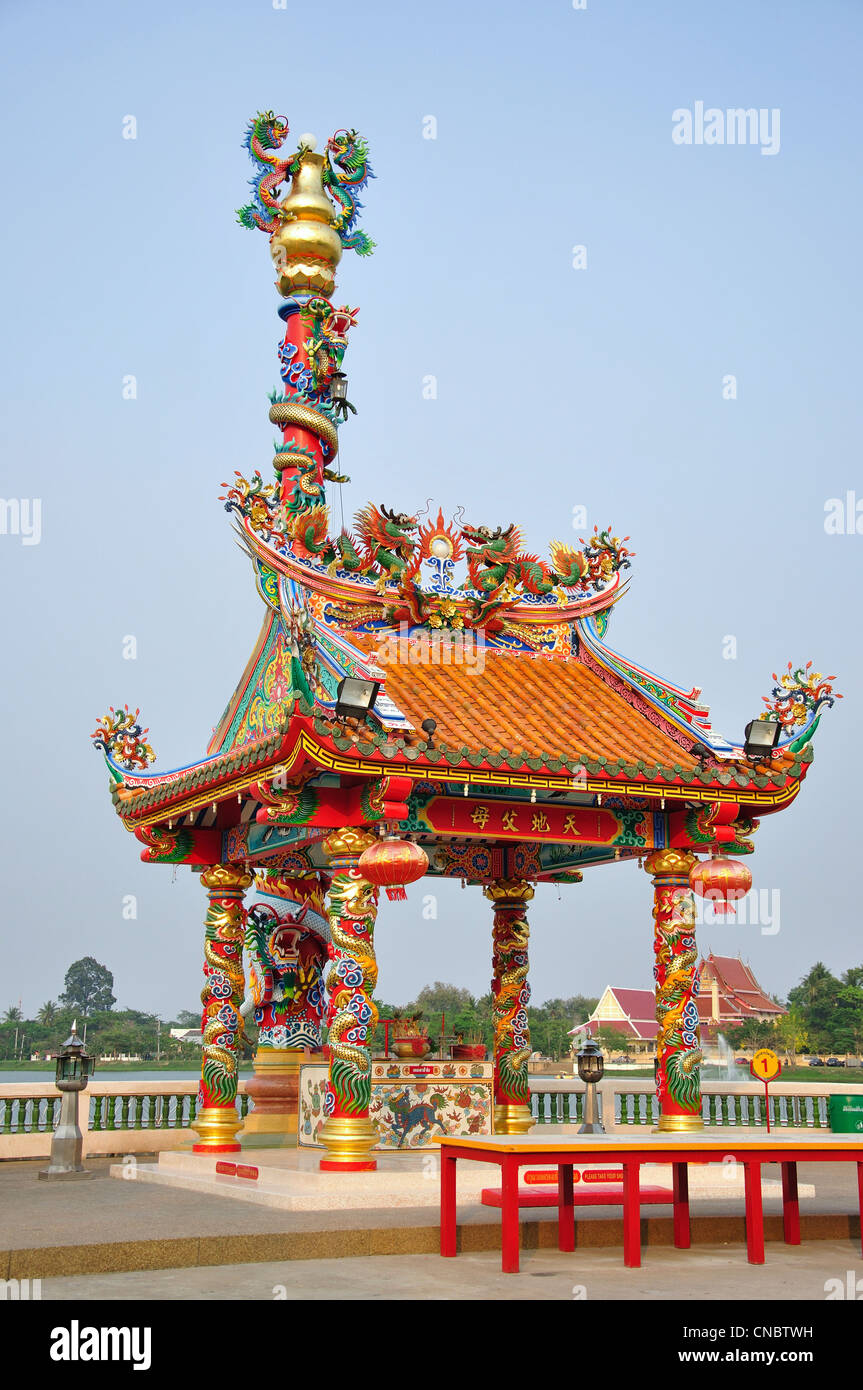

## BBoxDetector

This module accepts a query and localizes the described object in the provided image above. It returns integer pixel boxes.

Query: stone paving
[1,1155,859,1288]
[38,1242,863,1302]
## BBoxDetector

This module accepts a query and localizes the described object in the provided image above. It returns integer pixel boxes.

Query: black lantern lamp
[329,371,357,421]
[39,1023,96,1181]
[334,677,380,722]
[743,718,781,760]
[577,1039,605,1134]
[55,1024,95,1091]
[421,718,437,749]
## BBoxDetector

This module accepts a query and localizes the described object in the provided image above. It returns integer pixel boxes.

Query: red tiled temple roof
[610,988,657,1020]
[570,987,660,1041]
[697,954,785,1020]
[383,651,697,768]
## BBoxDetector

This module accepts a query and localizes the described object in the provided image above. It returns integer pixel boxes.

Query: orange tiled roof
[382,651,697,768]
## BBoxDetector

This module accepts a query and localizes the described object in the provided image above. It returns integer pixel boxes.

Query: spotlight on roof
[335,677,380,721]
[743,718,781,759]
[421,718,437,748]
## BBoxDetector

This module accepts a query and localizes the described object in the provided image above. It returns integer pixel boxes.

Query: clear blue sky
[1,0,861,1021]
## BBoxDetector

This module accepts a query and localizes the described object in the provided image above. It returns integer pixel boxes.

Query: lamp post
[577,1039,605,1134]
[38,1023,96,1181]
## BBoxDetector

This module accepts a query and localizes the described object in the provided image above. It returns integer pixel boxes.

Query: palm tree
[2,1006,22,1024]
[37,1001,57,1025]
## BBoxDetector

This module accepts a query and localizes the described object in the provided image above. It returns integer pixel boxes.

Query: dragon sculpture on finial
[323,130,376,256]
[236,111,295,233]
[236,112,375,255]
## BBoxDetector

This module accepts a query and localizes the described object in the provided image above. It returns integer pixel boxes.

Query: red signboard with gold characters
[413,797,655,847]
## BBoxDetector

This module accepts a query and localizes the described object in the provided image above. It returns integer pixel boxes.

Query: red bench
[481,1182,672,1208]
[440,1133,863,1273]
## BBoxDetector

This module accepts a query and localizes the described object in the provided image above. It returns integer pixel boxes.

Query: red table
[438,1132,863,1274]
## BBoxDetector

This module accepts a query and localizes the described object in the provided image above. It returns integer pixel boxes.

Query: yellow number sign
[751,1048,781,1082]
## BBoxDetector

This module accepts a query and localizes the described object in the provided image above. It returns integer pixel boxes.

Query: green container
[828,1094,863,1134]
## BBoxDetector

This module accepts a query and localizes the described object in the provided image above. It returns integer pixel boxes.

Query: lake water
[0,1070,252,1084]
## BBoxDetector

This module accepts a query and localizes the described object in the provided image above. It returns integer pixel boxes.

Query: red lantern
[689,856,752,917]
[358,836,429,901]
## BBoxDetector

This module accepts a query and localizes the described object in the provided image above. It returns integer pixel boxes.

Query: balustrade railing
[89,1092,206,1131]
[613,1088,829,1129]
[0,1086,251,1137]
[530,1081,833,1132]
[616,1090,658,1127]
[531,1090,585,1125]
[0,1095,63,1135]
[0,1079,834,1145]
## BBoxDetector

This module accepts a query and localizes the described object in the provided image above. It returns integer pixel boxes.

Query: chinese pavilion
[92,112,839,1170]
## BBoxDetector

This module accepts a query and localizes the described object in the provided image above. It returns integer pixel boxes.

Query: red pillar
[192,864,253,1153]
[644,850,703,1133]
[318,828,380,1170]
[484,878,535,1135]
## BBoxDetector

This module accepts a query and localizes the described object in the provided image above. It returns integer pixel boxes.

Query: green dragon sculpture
[236,111,298,233]
[299,299,359,392]
[323,130,376,256]
[354,504,418,592]
[460,522,632,610]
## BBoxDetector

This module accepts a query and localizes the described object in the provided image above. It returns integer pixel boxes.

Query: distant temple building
[571,955,785,1057]
[570,987,659,1059]
[697,954,786,1039]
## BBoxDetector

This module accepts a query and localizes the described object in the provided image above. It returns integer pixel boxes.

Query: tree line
[372,981,599,1061]
[0,957,202,1064]
[7,958,860,1067]
[725,962,863,1060]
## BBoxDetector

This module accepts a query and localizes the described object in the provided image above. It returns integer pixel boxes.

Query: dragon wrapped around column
[644,849,703,1132]
[484,878,535,1134]
[232,111,375,576]
[194,864,254,1152]
[318,828,380,1168]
